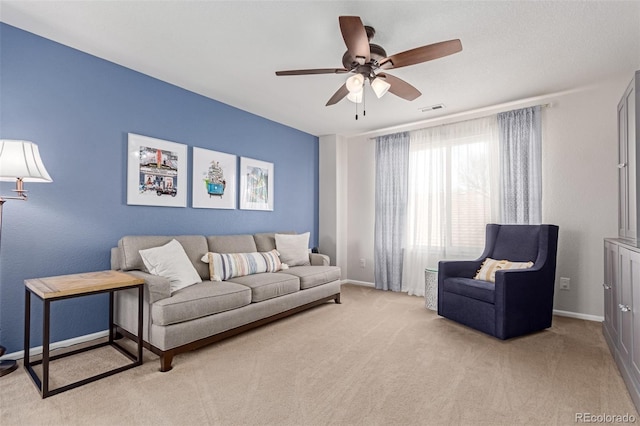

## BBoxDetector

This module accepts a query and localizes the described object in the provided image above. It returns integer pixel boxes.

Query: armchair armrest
[438,259,483,280]
[124,270,171,303]
[494,267,554,338]
[310,253,330,266]
[494,266,551,305]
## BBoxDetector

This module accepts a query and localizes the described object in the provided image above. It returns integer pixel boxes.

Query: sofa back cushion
[253,231,294,252]
[118,235,209,280]
[207,234,257,253]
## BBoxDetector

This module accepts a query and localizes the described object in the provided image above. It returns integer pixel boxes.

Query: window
[402,116,499,294]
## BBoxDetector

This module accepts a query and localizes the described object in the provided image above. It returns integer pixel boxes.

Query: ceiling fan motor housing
[342,43,387,70]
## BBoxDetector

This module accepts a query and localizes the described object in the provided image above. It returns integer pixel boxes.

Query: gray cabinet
[605,71,640,412]
[603,240,619,344]
[618,71,640,242]
[604,240,640,410]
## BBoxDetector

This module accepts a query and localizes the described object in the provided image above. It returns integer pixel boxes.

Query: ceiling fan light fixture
[346,74,365,93]
[371,77,391,98]
[347,91,363,103]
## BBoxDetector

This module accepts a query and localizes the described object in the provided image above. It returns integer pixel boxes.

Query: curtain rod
[355,87,572,140]
[366,103,551,140]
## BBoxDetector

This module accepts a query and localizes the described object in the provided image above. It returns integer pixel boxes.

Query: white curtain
[498,106,542,224]
[374,132,410,292]
[401,117,500,296]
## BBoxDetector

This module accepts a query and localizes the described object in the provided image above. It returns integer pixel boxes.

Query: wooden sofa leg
[334,294,341,304]
[159,353,174,372]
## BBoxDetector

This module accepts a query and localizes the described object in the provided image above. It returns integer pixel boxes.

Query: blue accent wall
[0,24,319,354]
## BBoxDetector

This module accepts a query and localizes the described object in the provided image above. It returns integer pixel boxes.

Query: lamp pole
[0,198,19,376]
[0,140,53,377]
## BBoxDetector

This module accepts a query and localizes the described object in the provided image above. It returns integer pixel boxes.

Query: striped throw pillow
[200,249,282,281]
[473,257,534,283]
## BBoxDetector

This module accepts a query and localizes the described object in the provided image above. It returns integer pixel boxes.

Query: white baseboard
[553,309,603,323]
[0,329,109,361]
[342,280,375,287]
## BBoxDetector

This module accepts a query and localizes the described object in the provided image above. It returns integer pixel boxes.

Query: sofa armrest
[124,270,171,303]
[111,247,121,271]
[310,253,330,266]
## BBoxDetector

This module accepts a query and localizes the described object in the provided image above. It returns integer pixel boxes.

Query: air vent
[419,104,446,113]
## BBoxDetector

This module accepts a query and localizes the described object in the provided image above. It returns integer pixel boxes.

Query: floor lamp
[0,140,52,377]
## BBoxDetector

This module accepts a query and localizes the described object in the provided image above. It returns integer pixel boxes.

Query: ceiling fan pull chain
[363,84,366,117]
[355,97,358,120]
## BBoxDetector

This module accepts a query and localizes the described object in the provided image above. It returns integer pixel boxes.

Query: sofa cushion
[118,235,209,280]
[275,232,311,266]
[228,273,300,302]
[282,266,341,290]
[200,249,282,281]
[443,277,495,304]
[207,234,257,254]
[139,239,202,293]
[151,281,252,326]
[253,231,294,252]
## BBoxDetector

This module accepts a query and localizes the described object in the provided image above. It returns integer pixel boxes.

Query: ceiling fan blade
[276,68,349,76]
[378,73,421,101]
[339,16,370,65]
[326,83,349,106]
[380,39,462,70]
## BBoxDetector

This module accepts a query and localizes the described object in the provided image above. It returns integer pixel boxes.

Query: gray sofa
[111,233,341,371]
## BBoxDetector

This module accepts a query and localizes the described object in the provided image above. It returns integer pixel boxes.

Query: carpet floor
[1,283,637,425]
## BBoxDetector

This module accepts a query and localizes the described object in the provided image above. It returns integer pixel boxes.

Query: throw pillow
[139,239,202,293]
[473,257,534,283]
[275,232,311,267]
[200,249,282,281]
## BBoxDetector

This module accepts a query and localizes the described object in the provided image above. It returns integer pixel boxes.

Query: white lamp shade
[347,91,363,103]
[371,77,391,98]
[346,74,365,93]
[0,140,53,182]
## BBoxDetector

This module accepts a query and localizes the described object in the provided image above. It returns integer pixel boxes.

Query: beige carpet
[1,283,636,426]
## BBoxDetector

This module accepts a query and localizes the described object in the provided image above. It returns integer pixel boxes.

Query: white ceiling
[1,1,639,137]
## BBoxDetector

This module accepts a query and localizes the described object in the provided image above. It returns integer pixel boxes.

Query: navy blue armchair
[438,224,559,339]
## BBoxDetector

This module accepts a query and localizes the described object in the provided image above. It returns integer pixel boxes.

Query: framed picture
[192,147,237,209]
[239,156,274,211]
[127,133,187,207]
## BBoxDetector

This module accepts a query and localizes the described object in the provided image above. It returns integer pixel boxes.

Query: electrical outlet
[560,277,571,291]
[360,258,366,268]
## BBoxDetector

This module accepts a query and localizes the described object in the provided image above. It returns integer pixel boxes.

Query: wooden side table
[24,270,144,398]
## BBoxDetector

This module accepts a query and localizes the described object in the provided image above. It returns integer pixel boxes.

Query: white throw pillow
[275,232,311,267]
[473,257,534,283]
[139,239,202,293]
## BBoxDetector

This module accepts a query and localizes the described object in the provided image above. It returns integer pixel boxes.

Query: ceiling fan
[275,16,462,110]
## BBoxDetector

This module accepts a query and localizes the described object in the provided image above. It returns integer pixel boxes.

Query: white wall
[319,135,348,271]
[346,135,376,283]
[543,76,629,316]
[337,72,634,317]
